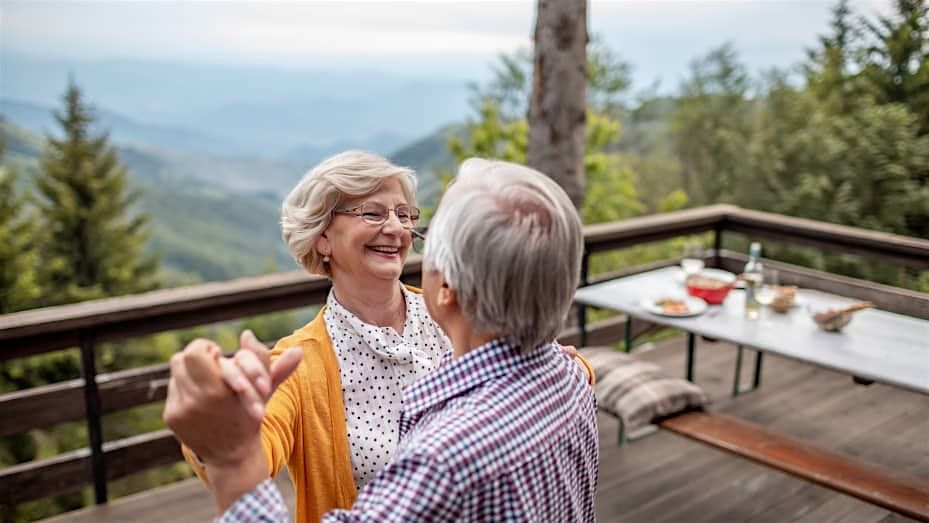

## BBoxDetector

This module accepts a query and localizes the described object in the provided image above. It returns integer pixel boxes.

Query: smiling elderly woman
[179,150,593,523]
[182,150,451,521]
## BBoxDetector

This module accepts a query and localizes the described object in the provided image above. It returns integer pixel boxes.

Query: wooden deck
[42,335,929,523]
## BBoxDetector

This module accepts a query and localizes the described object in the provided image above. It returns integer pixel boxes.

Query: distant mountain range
[0,55,473,159]
[0,103,455,284]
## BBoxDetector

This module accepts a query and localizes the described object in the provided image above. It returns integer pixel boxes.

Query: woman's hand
[554,341,593,384]
[219,330,302,422]
[559,343,578,359]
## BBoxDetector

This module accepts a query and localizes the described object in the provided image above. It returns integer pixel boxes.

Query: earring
[323,254,330,263]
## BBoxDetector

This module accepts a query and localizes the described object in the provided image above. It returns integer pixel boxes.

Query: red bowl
[685,269,737,305]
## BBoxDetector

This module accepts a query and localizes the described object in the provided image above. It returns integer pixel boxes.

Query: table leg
[625,315,632,353]
[686,333,696,382]
[753,351,764,389]
[733,345,744,397]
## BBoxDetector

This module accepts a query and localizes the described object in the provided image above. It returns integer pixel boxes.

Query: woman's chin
[363,257,406,280]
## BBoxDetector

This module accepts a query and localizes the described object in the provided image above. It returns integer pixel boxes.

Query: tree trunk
[527,0,588,209]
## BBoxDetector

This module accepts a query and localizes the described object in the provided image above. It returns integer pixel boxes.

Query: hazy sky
[2,0,893,90]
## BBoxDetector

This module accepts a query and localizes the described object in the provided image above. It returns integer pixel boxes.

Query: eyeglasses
[333,202,421,229]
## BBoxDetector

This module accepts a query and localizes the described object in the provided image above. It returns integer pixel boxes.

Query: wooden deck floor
[43,335,929,523]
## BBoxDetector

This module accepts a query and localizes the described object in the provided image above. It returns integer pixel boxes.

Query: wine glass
[755,268,779,306]
[681,240,705,276]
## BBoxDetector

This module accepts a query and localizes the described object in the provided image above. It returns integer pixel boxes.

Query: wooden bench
[583,343,929,521]
[651,410,929,521]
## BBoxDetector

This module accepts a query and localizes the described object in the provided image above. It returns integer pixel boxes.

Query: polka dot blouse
[323,285,451,487]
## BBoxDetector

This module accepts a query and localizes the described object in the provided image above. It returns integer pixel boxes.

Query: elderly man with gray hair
[167,158,599,522]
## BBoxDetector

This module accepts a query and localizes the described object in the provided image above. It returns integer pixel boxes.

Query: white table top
[575,266,929,395]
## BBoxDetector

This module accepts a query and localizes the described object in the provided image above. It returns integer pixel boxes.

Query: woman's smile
[367,244,401,257]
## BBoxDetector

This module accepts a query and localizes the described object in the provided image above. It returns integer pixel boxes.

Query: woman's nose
[381,210,405,233]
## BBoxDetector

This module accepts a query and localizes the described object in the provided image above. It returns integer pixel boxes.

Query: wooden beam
[0,363,169,437]
[583,205,731,254]
[0,259,425,361]
[0,430,181,506]
[724,207,929,269]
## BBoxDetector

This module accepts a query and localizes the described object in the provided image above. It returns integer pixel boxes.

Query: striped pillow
[580,345,709,431]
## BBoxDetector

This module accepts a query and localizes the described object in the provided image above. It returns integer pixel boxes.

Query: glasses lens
[395,205,421,227]
[360,202,389,224]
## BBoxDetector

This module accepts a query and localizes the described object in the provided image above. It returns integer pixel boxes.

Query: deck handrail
[1,205,927,508]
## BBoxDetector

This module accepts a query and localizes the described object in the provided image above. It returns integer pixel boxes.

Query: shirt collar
[402,338,553,422]
[326,284,421,361]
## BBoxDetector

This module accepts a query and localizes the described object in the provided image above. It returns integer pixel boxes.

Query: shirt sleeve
[323,451,461,522]
[217,478,289,523]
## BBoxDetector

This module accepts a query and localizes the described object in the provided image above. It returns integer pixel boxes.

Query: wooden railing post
[577,251,590,347]
[79,333,107,504]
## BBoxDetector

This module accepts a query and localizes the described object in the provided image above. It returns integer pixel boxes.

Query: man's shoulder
[405,357,596,473]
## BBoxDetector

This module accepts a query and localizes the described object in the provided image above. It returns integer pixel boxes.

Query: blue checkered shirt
[220,339,598,522]
[218,478,288,523]
[326,338,599,522]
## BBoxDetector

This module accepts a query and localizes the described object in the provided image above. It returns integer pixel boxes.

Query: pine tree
[861,0,929,235]
[804,0,863,114]
[34,80,159,305]
[0,137,42,313]
[862,0,929,134]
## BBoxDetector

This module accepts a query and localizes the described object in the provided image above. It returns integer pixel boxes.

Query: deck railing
[1,204,927,509]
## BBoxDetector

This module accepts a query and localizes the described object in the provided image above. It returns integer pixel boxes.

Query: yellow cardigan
[182,289,596,523]
[183,305,357,522]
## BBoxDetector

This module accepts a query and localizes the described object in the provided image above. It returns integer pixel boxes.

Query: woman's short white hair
[423,158,584,351]
[281,150,417,275]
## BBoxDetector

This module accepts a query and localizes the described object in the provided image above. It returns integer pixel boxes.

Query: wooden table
[575,267,929,395]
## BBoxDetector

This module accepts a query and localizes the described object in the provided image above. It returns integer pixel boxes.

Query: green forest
[1,0,927,520]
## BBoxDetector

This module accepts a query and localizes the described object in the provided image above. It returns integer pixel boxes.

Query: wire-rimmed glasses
[333,202,421,229]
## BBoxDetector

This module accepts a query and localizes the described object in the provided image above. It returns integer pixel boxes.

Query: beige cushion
[581,345,709,431]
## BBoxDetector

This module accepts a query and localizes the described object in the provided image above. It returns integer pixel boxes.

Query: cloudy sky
[2,0,892,90]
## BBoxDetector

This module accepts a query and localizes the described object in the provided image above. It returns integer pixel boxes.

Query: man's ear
[437,281,457,309]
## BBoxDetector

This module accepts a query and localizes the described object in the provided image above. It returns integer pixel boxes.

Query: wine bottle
[743,242,763,320]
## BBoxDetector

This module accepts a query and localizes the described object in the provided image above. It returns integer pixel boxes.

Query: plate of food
[640,296,708,317]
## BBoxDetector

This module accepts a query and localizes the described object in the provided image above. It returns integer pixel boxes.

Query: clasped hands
[162,331,301,511]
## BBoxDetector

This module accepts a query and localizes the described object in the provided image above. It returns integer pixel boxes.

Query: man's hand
[164,332,302,462]
[162,332,301,513]
[163,338,261,467]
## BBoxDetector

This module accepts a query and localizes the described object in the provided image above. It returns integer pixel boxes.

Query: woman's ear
[315,233,331,258]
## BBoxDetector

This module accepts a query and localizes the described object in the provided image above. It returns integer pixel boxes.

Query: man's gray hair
[423,158,584,351]
[281,150,416,275]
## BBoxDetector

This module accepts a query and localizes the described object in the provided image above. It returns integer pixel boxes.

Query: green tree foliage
[804,0,862,114]
[446,39,643,225]
[1,82,171,522]
[749,87,929,235]
[861,0,929,134]
[0,139,42,314]
[668,0,929,241]
[34,80,159,306]
[670,43,753,206]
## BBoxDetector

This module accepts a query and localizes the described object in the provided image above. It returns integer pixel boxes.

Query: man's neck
[331,277,406,332]
[447,322,502,358]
